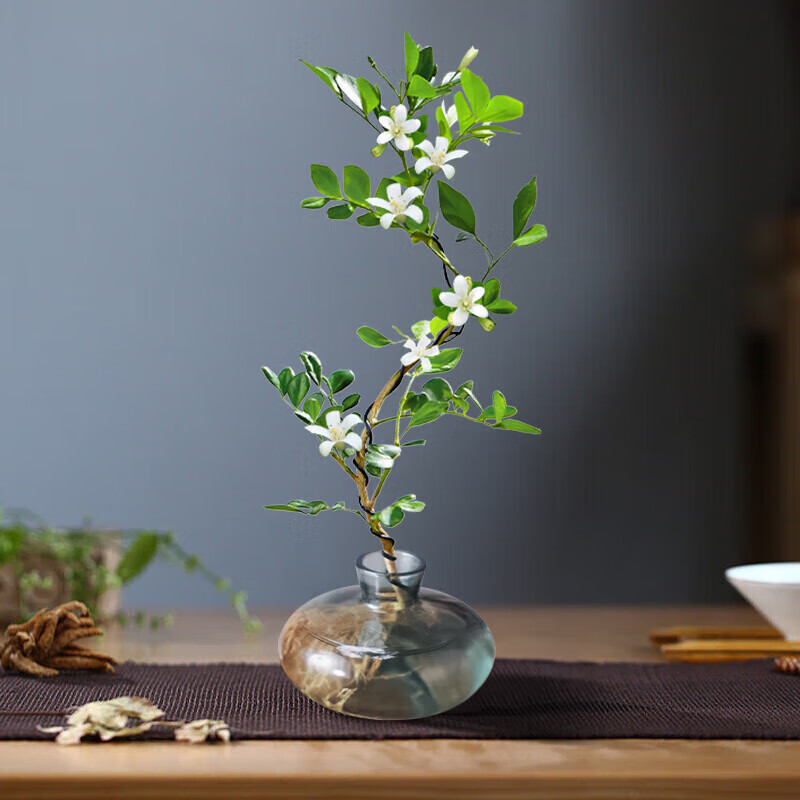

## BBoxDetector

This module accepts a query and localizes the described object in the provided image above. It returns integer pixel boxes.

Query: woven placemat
[2,658,800,740]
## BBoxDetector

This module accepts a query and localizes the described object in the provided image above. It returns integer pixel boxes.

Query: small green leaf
[422,377,454,403]
[261,366,280,390]
[416,46,435,80]
[512,177,537,239]
[288,373,310,407]
[483,95,524,123]
[488,300,517,315]
[344,165,370,204]
[454,92,473,132]
[327,203,354,220]
[492,390,507,421]
[409,400,447,428]
[300,351,322,385]
[301,196,330,209]
[395,494,425,512]
[423,348,462,374]
[438,182,476,234]
[294,409,313,424]
[356,77,380,113]
[335,73,361,107]
[431,287,444,306]
[341,393,360,411]
[365,443,401,470]
[328,369,355,394]
[430,316,448,336]
[514,224,548,247]
[303,391,324,419]
[357,212,380,226]
[404,439,426,446]
[117,533,160,584]
[378,505,405,528]
[455,232,472,243]
[408,74,436,98]
[481,278,501,306]
[310,164,341,199]
[404,32,419,81]
[436,106,451,140]
[460,69,490,116]
[277,367,295,396]
[411,320,430,338]
[300,61,341,96]
[495,419,542,434]
[357,326,393,347]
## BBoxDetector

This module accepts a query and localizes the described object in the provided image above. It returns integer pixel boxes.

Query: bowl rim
[726,562,800,586]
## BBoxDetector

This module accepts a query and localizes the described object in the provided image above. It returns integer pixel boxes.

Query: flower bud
[458,46,479,71]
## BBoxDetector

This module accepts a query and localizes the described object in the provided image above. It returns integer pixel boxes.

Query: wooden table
[3,605,800,799]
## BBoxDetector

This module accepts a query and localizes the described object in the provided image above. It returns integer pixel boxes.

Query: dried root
[0,601,117,677]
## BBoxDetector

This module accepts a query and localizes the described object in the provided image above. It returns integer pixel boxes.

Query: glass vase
[279,550,495,720]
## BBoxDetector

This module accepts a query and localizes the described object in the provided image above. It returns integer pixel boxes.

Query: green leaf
[488,300,517,315]
[261,366,280,391]
[327,203,354,220]
[407,74,436,98]
[460,69,490,116]
[265,500,350,515]
[310,164,341,199]
[514,224,548,247]
[454,92,473,132]
[436,106,451,140]
[438,182,475,234]
[411,320,430,338]
[335,73,361,107]
[357,212,380,227]
[303,391,324,419]
[395,494,425,512]
[294,409,313,424]
[423,348,462,374]
[277,367,295,396]
[404,439,426,446]
[378,505,405,528]
[328,369,355,394]
[301,196,330,209]
[344,165,370,204]
[430,315,448,336]
[422,377,453,403]
[409,400,447,428]
[341,393,360,411]
[356,77,380,114]
[483,95,524,123]
[300,61,341,96]
[404,32,419,81]
[357,326,393,347]
[117,533,160,584]
[512,177,537,240]
[495,419,542,434]
[365,443,401,470]
[416,46,435,80]
[375,177,393,200]
[288,372,310,407]
[299,351,322,385]
[492,390,507,421]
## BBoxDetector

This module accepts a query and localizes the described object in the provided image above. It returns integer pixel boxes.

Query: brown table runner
[1,659,799,740]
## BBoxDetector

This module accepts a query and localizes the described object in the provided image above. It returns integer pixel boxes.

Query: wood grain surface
[4,604,800,800]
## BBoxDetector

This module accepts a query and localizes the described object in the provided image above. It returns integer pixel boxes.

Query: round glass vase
[279,550,495,720]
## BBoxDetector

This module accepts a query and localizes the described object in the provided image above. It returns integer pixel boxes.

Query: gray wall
[1,1,796,608]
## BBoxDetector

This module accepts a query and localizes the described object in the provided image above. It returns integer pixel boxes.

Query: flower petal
[305,424,330,437]
[341,413,361,431]
[469,286,485,302]
[386,183,402,201]
[470,303,489,318]
[367,197,392,211]
[402,186,424,202]
[393,104,408,124]
[438,291,458,308]
[343,432,363,451]
[318,440,334,457]
[400,352,416,366]
[378,115,393,129]
[404,204,423,224]
[325,409,341,428]
[417,139,434,156]
[426,345,440,357]
[403,338,416,350]
[452,307,470,326]
[434,136,449,153]
[445,148,468,160]
[440,163,455,180]
[403,118,421,134]
[414,156,432,174]
[417,335,431,348]
[376,131,393,145]
[394,133,412,151]
[420,358,431,372]
[452,274,469,298]
[379,213,395,229]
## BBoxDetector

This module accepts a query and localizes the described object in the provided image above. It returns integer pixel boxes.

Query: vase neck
[356,550,425,604]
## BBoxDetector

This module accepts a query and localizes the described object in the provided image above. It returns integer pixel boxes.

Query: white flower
[305,409,362,457]
[414,136,468,180]
[400,334,440,372]
[376,104,420,151]
[439,275,489,326]
[439,72,458,86]
[367,183,424,229]
[440,101,458,128]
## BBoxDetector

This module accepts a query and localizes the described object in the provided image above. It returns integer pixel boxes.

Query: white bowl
[725,563,800,640]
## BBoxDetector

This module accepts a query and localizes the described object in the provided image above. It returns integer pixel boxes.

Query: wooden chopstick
[661,638,800,663]
[650,625,780,645]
